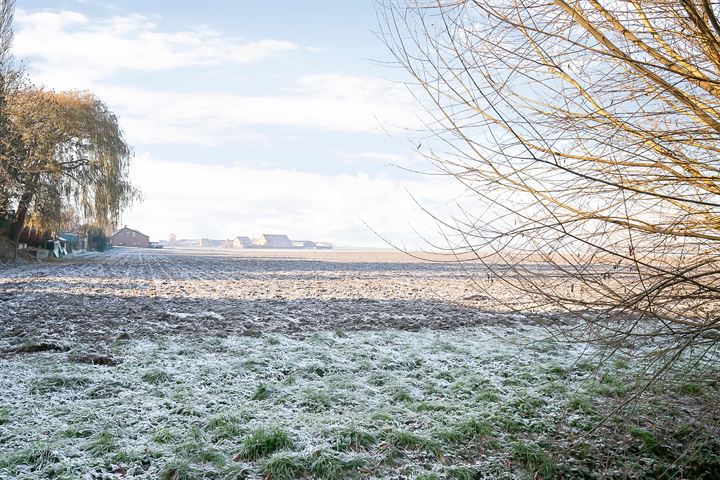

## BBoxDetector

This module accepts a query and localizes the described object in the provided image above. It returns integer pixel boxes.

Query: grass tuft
[568,395,595,414]
[0,406,11,425]
[84,429,116,455]
[629,426,668,457]
[511,441,557,478]
[332,426,377,452]
[251,382,271,400]
[205,414,242,440]
[261,451,305,479]
[30,375,91,394]
[4,443,61,471]
[235,426,292,461]
[387,430,436,453]
[457,416,494,439]
[161,459,195,480]
[679,382,703,396]
[299,386,333,412]
[153,427,178,444]
[308,449,366,479]
[141,369,172,384]
[446,465,479,480]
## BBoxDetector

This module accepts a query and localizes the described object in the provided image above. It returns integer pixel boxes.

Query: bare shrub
[378,1,720,391]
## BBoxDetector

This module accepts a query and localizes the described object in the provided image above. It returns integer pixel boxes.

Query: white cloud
[337,151,411,165]
[95,75,420,144]
[14,9,299,87]
[124,154,460,248]
[14,7,421,142]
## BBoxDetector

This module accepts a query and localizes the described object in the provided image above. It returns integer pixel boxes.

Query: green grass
[2,328,718,479]
[511,441,557,478]
[568,395,596,414]
[84,429,116,455]
[386,430,437,456]
[299,386,333,412]
[0,406,11,425]
[160,459,195,480]
[85,380,129,399]
[62,427,93,439]
[446,466,479,480]
[30,375,91,393]
[544,364,568,378]
[629,426,668,457]
[509,391,547,418]
[679,382,703,396]
[261,451,305,479]
[3,443,61,472]
[331,426,376,451]
[140,369,172,384]
[171,426,226,467]
[456,416,494,439]
[414,473,441,480]
[251,382,271,400]
[153,427,178,445]
[414,401,454,413]
[390,385,415,403]
[205,414,242,440]
[308,449,366,479]
[236,426,292,461]
[436,416,494,447]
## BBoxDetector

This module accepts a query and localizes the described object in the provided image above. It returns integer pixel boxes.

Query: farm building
[233,236,252,248]
[292,240,316,249]
[111,226,150,248]
[253,234,293,248]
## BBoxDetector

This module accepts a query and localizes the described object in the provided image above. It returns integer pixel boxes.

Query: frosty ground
[0,248,718,479]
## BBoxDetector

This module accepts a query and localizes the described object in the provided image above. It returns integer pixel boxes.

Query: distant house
[255,234,293,249]
[111,226,150,248]
[233,236,252,248]
[316,242,333,250]
[292,240,316,249]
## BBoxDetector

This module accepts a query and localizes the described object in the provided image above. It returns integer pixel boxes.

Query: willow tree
[380,1,720,383]
[0,0,17,208]
[6,88,136,241]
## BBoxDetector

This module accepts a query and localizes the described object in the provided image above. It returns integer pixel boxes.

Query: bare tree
[379,1,720,385]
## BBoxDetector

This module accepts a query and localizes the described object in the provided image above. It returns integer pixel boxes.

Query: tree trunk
[9,184,33,244]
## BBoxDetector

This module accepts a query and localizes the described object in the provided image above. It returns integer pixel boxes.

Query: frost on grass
[1,327,718,479]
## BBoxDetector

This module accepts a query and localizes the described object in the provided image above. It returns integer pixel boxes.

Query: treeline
[0,0,137,248]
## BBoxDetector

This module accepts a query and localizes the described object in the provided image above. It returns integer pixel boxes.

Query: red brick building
[111,226,150,248]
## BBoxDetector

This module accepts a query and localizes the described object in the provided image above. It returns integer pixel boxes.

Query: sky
[13,0,462,248]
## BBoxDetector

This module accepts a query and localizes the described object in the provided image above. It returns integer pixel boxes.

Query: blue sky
[14,0,458,247]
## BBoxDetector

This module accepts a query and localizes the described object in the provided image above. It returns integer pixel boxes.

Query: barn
[255,234,293,248]
[111,226,150,248]
[233,236,252,248]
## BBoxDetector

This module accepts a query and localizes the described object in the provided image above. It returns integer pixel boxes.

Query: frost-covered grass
[1,327,718,479]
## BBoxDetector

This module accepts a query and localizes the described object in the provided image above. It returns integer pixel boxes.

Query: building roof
[262,234,292,246]
[113,226,149,238]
